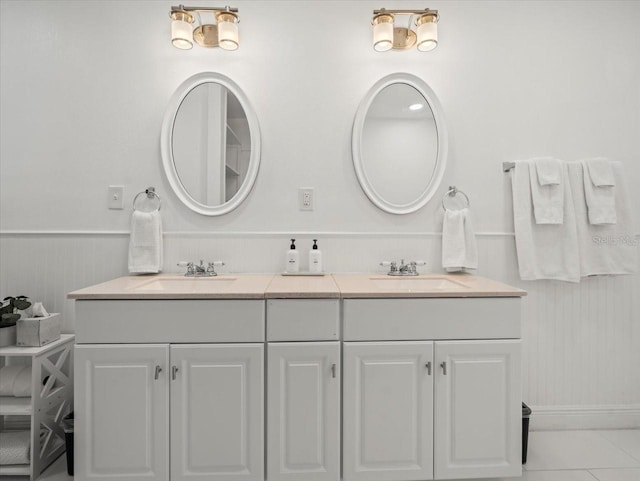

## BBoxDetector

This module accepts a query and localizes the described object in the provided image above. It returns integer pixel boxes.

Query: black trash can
[62,411,74,475]
[522,402,531,464]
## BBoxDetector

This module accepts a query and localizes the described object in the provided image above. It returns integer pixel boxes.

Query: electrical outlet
[108,185,125,210]
[299,188,314,211]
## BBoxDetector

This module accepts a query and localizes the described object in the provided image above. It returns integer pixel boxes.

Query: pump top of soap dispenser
[290,239,296,250]
[312,239,318,250]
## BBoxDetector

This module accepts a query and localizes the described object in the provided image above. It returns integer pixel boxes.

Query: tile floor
[4,429,640,481]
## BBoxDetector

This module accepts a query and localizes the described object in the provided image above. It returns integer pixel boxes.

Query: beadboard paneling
[0,233,638,426]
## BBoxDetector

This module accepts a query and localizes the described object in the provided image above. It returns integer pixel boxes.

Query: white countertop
[67,273,526,300]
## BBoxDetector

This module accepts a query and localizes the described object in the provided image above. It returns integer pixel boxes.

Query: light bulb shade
[372,13,394,52]
[217,12,239,51]
[416,14,438,52]
[171,11,194,50]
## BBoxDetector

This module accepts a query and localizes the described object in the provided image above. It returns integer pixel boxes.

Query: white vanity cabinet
[73,299,265,481]
[266,299,341,481]
[70,274,525,481]
[342,298,522,481]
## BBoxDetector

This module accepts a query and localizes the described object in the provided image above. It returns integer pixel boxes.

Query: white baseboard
[530,404,640,430]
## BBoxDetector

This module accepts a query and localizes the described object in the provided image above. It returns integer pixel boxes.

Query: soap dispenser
[309,239,323,273]
[286,239,299,273]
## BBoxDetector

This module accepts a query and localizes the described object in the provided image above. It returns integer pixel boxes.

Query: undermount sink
[369,276,468,291]
[130,277,237,292]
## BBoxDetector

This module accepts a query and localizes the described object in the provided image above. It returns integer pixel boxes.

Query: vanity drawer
[75,299,265,343]
[343,298,520,341]
[267,299,339,341]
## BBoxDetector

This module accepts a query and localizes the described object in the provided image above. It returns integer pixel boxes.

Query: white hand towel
[12,366,32,397]
[511,161,580,282]
[535,157,562,186]
[529,158,564,224]
[0,365,23,396]
[584,158,615,186]
[0,430,30,465]
[442,208,478,272]
[568,161,638,277]
[128,210,163,274]
[582,158,616,224]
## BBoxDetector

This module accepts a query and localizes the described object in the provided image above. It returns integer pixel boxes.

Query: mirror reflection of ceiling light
[170,5,239,50]
[372,8,439,52]
[409,103,424,111]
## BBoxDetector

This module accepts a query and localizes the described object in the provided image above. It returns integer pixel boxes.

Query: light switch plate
[299,188,314,211]
[108,185,124,210]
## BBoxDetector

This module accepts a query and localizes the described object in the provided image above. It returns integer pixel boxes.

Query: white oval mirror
[352,73,447,214]
[161,72,261,216]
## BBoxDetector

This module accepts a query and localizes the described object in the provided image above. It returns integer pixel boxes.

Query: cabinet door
[74,344,169,480]
[343,342,434,481]
[170,344,263,481]
[434,340,521,480]
[267,342,340,481]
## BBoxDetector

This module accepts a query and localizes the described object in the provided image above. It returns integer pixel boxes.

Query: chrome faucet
[380,259,426,276]
[177,260,225,277]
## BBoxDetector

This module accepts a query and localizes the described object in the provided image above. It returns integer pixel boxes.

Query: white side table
[0,334,74,480]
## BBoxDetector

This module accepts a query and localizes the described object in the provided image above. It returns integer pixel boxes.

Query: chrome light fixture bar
[170,5,239,50]
[372,8,439,52]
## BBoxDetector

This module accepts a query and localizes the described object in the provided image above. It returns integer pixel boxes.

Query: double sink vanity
[68,273,525,481]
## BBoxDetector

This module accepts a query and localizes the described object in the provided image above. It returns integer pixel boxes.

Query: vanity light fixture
[170,5,239,50]
[372,8,439,52]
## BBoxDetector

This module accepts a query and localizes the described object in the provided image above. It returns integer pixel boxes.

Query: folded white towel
[583,158,615,186]
[511,161,580,282]
[442,208,478,272]
[0,366,23,396]
[581,158,616,225]
[528,159,564,224]
[568,162,638,277]
[128,210,163,274]
[0,430,30,465]
[535,157,562,186]
[12,366,32,397]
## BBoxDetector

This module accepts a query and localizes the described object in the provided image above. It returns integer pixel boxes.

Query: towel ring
[133,187,162,212]
[442,186,470,211]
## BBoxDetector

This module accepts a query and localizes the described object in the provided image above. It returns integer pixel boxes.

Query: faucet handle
[407,260,426,275]
[177,261,195,276]
[206,261,225,276]
[380,261,398,274]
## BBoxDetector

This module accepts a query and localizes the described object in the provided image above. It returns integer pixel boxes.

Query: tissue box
[16,313,61,347]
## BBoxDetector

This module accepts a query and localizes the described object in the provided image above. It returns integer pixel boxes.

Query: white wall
[1,0,639,428]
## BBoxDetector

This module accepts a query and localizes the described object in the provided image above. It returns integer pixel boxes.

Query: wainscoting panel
[1,232,638,428]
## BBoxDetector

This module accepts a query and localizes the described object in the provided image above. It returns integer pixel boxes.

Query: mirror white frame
[352,73,448,215]
[161,72,261,216]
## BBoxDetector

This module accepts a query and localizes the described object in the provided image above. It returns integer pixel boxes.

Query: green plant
[0,296,32,328]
